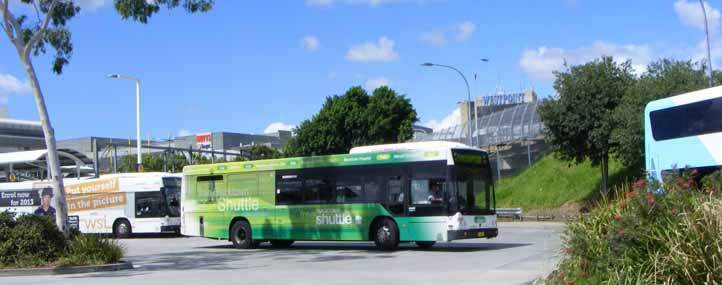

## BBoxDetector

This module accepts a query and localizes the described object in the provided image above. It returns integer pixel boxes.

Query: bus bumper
[447,228,498,241]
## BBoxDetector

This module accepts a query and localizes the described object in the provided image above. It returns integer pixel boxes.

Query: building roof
[0,149,93,168]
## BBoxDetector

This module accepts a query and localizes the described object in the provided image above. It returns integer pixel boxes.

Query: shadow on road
[197,241,531,253]
[67,241,532,278]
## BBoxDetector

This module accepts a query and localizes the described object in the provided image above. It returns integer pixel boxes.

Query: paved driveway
[2,222,564,285]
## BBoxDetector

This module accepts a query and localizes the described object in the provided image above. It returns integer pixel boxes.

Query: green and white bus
[181,141,497,250]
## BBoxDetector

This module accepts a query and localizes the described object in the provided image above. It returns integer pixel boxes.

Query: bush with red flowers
[547,169,722,284]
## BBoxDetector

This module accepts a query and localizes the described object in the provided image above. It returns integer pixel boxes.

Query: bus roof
[349,141,480,154]
[645,85,722,113]
[183,142,484,176]
[0,172,180,192]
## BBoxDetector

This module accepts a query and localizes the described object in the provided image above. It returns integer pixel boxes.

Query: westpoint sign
[479,93,526,106]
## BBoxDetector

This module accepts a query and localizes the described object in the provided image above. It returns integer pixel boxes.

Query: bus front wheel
[373,218,399,250]
[230,220,254,249]
[113,219,132,238]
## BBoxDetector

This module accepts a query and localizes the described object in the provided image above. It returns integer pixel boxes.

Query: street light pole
[108,74,143,172]
[476,58,490,147]
[700,0,714,87]
[421,62,473,146]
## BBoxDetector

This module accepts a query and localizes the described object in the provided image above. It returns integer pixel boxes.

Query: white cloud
[675,0,720,33]
[455,21,476,42]
[420,21,475,47]
[424,108,460,131]
[519,41,652,81]
[0,73,31,95]
[264,122,296,134]
[364,77,391,90]
[177,129,193,137]
[346,37,399,62]
[420,31,447,47]
[302,35,320,52]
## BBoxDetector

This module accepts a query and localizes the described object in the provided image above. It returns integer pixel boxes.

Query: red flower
[691,169,699,175]
[626,191,638,198]
[645,192,656,204]
[618,228,625,237]
[559,273,565,280]
[684,181,692,189]
[670,208,678,215]
[567,282,575,285]
[634,179,646,189]
[620,200,628,209]
[613,213,622,221]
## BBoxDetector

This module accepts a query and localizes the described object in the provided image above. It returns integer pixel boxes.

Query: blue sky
[0,0,719,140]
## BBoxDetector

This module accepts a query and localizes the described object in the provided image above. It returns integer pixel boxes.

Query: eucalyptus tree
[1,0,212,236]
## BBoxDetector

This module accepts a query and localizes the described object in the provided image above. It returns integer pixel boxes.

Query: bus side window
[196,175,224,204]
[386,176,404,215]
[276,173,303,205]
[136,192,162,218]
[304,178,334,204]
[335,176,363,203]
[363,178,380,203]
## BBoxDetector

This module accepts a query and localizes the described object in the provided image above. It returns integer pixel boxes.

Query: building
[173,130,292,154]
[414,90,547,178]
[0,118,45,153]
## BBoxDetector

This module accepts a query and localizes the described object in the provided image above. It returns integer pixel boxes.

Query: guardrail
[496,208,523,220]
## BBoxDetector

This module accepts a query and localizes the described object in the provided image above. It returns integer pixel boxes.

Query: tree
[1,0,212,236]
[539,56,634,195]
[249,144,281,160]
[284,86,417,157]
[613,60,708,171]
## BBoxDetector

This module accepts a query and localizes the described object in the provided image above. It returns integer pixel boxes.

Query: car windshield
[162,177,181,217]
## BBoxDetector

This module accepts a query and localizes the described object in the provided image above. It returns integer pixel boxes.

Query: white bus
[0,172,181,237]
[645,86,722,181]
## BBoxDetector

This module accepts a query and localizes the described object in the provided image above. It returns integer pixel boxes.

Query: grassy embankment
[494,154,639,210]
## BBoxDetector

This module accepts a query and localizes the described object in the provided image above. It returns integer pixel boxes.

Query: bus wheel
[270,240,294,248]
[230,220,253,249]
[373,218,399,250]
[415,241,436,249]
[113,219,132,238]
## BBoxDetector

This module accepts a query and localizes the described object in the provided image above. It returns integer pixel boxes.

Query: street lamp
[421,62,473,146]
[699,0,714,87]
[108,74,143,172]
[476,58,490,147]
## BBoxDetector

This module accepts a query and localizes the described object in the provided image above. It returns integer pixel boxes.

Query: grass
[495,154,640,210]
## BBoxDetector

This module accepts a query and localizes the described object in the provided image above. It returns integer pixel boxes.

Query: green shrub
[0,214,66,268]
[549,169,722,284]
[58,234,124,267]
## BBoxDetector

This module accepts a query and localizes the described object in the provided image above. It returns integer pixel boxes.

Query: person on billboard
[34,188,56,217]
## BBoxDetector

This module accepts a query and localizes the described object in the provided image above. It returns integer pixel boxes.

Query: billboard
[196,133,212,150]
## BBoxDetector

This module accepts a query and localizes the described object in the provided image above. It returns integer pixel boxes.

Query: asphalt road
[2,222,564,285]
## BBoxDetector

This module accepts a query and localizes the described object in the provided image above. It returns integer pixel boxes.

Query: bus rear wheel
[270,240,294,248]
[113,219,132,238]
[373,218,399,250]
[415,241,436,249]
[230,220,254,249]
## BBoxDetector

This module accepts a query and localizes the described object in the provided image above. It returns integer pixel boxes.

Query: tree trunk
[600,153,609,197]
[20,54,69,237]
